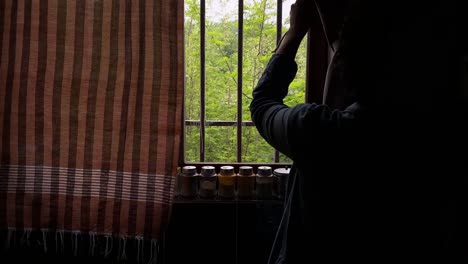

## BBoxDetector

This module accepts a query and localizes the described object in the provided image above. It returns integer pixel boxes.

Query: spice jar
[273,167,290,200]
[218,166,236,199]
[256,166,273,200]
[180,166,198,198]
[237,166,255,200]
[199,166,217,199]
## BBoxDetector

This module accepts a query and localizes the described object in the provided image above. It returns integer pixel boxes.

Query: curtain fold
[0,0,183,246]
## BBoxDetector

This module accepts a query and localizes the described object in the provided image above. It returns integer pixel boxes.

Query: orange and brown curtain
[0,0,183,259]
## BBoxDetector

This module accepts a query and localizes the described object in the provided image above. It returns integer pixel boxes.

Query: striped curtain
[0,0,183,257]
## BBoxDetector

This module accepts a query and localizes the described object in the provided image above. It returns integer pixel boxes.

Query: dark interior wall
[164,201,284,264]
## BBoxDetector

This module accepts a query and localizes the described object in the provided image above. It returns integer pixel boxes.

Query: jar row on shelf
[175,165,290,200]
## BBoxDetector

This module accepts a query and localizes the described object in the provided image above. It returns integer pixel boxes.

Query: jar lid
[238,166,253,175]
[182,166,197,175]
[220,166,234,174]
[201,166,216,176]
[274,168,290,176]
[257,166,272,177]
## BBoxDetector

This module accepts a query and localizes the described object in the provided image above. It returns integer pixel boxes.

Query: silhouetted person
[250,1,467,263]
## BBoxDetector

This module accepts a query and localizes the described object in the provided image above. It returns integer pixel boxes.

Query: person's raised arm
[250,0,360,162]
[274,0,314,59]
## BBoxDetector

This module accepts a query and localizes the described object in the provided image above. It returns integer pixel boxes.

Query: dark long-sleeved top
[250,54,359,164]
[250,54,467,263]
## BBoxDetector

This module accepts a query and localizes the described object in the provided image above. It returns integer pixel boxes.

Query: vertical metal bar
[236,5,244,262]
[181,1,187,165]
[200,0,206,162]
[276,0,282,45]
[180,52,186,165]
[237,0,243,163]
[274,0,282,163]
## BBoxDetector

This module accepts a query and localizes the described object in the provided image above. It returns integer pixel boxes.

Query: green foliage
[184,0,307,163]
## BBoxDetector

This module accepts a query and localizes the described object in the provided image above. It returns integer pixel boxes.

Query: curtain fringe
[1,228,160,263]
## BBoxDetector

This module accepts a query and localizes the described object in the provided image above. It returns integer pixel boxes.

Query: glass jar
[199,166,217,199]
[273,167,290,200]
[180,166,198,198]
[256,166,273,200]
[237,166,255,200]
[218,166,236,199]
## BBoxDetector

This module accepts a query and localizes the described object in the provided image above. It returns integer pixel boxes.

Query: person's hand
[288,0,316,39]
[274,0,317,57]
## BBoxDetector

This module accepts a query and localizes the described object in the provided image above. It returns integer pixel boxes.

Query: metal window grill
[184,0,312,165]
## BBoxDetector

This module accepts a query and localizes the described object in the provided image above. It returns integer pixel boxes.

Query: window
[183,0,308,164]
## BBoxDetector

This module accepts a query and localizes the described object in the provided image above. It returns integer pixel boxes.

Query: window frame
[180,0,329,168]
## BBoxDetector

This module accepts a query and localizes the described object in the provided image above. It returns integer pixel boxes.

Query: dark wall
[164,201,283,264]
